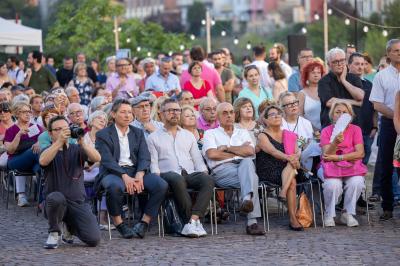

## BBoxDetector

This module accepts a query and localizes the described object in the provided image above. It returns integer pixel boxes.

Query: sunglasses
[0,109,10,113]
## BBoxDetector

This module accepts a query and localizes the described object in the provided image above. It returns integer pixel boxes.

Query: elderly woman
[280,92,321,171]
[238,65,273,118]
[68,62,94,106]
[319,101,366,227]
[233,97,257,145]
[67,103,89,133]
[0,102,14,168]
[256,104,304,231]
[180,105,204,149]
[268,61,288,101]
[90,96,108,114]
[298,61,324,131]
[183,61,214,109]
[4,102,43,206]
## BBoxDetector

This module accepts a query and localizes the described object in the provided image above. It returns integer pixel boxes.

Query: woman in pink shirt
[319,101,366,227]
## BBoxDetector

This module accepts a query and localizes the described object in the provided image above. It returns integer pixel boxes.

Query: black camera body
[69,125,85,139]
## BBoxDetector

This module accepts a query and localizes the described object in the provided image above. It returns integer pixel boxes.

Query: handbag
[162,197,184,236]
[296,192,313,228]
[322,159,367,178]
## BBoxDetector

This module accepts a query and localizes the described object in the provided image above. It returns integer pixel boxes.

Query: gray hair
[88,110,108,126]
[326,47,345,63]
[11,94,30,106]
[73,62,87,75]
[140,57,156,68]
[106,56,116,64]
[278,91,297,107]
[90,96,106,113]
[65,86,78,97]
[386,39,400,53]
[67,102,84,115]
[199,97,218,111]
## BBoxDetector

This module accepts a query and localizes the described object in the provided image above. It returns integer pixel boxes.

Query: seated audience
[30,95,43,126]
[0,102,14,168]
[145,57,181,96]
[203,102,265,235]
[319,101,366,227]
[233,97,257,145]
[131,95,163,138]
[40,116,101,249]
[68,62,94,106]
[65,86,89,119]
[197,97,219,131]
[94,99,168,239]
[90,96,108,114]
[67,103,89,133]
[147,99,214,237]
[180,105,203,148]
[256,104,304,231]
[150,96,169,122]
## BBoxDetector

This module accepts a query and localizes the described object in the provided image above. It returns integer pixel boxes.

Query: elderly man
[202,102,264,235]
[370,39,400,221]
[288,48,314,93]
[65,86,89,119]
[197,97,219,131]
[131,95,164,138]
[106,58,138,99]
[67,103,89,133]
[145,57,181,96]
[318,47,364,128]
[147,98,214,237]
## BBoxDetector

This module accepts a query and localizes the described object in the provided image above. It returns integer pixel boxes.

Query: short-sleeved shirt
[4,123,43,158]
[29,66,57,94]
[318,71,363,129]
[42,144,88,202]
[288,70,303,92]
[320,124,363,155]
[180,62,222,92]
[202,126,254,169]
[369,64,400,113]
[106,73,138,99]
[238,86,273,118]
[145,71,181,93]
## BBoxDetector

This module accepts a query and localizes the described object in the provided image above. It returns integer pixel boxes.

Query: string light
[179,44,185,51]
[136,46,141,52]
[221,30,226,37]
[211,19,216,26]
[328,8,332,15]
[118,27,122,32]
[126,38,131,43]
[345,18,350,25]
[147,52,152,57]
[201,19,206,25]
[301,27,307,34]
[246,41,251,50]
[233,37,239,45]
[168,51,173,56]
[314,13,320,21]
[382,30,388,37]
[190,34,195,40]
[363,26,369,33]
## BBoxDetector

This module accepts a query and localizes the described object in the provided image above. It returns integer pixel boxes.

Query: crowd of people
[1,38,400,249]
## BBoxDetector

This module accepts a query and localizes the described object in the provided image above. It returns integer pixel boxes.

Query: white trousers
[15,175,27,194]
[322,175,365,218]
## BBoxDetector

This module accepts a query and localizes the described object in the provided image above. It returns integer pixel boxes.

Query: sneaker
[181,220,199,238]
[379,211,393,221]
[195,220,207,237]
[99,224,116,231]
[324,216,335,227]
[116,223,136,239]
[339,212,359,227]
[44,232,59,249]
[17,194,29,207]
[61,223,74,244]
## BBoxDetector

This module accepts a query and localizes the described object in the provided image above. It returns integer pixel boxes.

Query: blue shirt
[288,70,303,92]
[238,86,273,118]
[145,71,181,93]
[38,131,77,150]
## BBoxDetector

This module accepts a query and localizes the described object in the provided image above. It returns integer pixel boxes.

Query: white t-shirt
[250,60,274,89]
[281,116,313,142]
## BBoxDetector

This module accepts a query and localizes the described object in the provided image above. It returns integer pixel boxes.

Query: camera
[69,125,85,139]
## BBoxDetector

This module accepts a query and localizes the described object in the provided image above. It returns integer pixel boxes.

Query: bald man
[202,102,264,235]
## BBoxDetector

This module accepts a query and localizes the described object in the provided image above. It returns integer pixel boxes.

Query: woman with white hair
[68,62,94,106]
[90,96,108,114]
[138,58,156,92]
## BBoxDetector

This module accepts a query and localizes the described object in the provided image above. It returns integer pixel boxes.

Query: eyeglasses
[117,63,131,67]
[133,104,151,110]
[0,109,10,113]
[50,127,65,132]
[69,110,83,116]
[331,58,346,65]
[19,110,32,115]
[164,108,182,114]
[282,100,299,108]
[202,107,217,112]
[347,44,355,48]
[266,112,282,118]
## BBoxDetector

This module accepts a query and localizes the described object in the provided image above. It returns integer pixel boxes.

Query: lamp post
[323,0,328,59]
[354,0,358,50]
[114,16,120,52]
[206,8,211,54]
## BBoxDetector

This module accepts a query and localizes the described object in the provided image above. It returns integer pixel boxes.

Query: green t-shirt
[29,66,56,94]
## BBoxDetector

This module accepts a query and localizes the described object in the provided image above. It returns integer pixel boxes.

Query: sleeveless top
[301,90,321,130]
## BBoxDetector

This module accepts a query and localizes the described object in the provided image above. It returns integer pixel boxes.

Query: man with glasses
[202,102,265,235]
[145,57,181,96]
[106,58,138,99]
[288,48,314,93]
[147,98,214,237]
[197,97,219,131]
[131,95,163,138]
[67,103,89,133]
[318,47,364,128]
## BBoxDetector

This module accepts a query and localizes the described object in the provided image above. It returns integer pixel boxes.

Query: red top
[183,79,212,99]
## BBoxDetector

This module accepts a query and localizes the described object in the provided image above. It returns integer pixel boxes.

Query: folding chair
[5,169,39,209]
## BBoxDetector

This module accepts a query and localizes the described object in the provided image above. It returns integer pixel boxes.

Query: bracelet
[338,155,344,161]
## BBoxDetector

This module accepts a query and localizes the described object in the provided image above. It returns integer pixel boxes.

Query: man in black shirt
[318,47,365,128]
[40,116,101,249]
[56,56,74,87]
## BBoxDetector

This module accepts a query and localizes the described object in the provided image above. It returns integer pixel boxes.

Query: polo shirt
[29,66,56,94]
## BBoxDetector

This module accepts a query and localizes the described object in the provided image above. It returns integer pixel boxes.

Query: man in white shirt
[269,43,293,79]
[203,102,265,235]
[7,56,25,84]
[369,39,400,221]
[147,98,214,237]
[250,45,274,89]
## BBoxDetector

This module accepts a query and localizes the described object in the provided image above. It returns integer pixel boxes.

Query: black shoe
[116,223,136,239]
[379,211,393,221]
[357,197,375,209]
[132,221,148,239]
[289,223,304,231]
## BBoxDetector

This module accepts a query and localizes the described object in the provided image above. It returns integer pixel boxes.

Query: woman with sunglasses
[256,104,304,231]
[4,102,43,207]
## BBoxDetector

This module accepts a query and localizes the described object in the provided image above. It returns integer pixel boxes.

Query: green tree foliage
[384,0,400,39]
[0,0,40,28]
[364,28,387,65]
[187,1,206,36]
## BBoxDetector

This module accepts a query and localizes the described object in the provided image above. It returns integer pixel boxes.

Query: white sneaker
[195,220,207,237]
[44,232,59,249]
[181,220,199,238]
[340,212,359,227]
[17,194,29,207]
[62,223,74,244]
[324,216,336,227]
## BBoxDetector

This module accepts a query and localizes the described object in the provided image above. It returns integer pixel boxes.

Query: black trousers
[161,171,214,223]
[377,118,396,212]
[45,192,101,247]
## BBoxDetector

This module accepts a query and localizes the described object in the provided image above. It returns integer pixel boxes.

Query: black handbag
[162,197,184,236]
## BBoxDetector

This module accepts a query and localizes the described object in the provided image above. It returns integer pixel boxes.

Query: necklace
[285,116,299,133]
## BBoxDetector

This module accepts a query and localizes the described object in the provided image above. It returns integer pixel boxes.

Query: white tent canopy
[0,17,43,51]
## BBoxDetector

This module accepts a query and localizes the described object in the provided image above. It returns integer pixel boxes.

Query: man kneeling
[40,116,101,249]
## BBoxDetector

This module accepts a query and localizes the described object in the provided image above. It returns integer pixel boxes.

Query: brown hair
[188,61,202,75]
[268,61,286,80]
[233,97,255,122]
[243,65,260,79]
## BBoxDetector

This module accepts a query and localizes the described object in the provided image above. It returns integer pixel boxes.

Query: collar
[161,125,182,132]
[388,64,400,74]
[157,70,170,79]
[115,124,130,137]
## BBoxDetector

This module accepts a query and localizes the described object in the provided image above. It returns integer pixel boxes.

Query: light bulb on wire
[246,41,251,50]
[179,44,185,51]
[382,30,388,37]
[136,46,141,52]
[147,52,152,57]
[126,38,131,43]
[211,19,216,26]
[327,9,332,15]
[190,34,195,40]
[168,51,173,56]
[363,26,369,33]
[221,30,226,37]
[201,19,206,25]
[314,13,320,21]
[233,37,239,45]
[301,27,307,34]
[345,18,350,25]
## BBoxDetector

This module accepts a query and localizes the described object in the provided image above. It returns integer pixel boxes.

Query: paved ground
[1,167,400,265]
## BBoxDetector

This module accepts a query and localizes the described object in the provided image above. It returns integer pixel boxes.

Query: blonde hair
[12,101,31,116]
[328,100,355,121]
[278,91,297,108]
[151,96,169,122]
[233,97,255,123]
[180,105,196,126]
[74,62,87,75]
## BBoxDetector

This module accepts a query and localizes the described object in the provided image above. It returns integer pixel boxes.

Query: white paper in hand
[330,113,352,143]
[27,124,40,138]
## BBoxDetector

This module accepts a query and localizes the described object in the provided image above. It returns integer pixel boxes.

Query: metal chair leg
[260,184,266,233]
[317,179,325,228]
[213,188,218,235]
[365,183,370,225]
[309,181,317,228]
[209,200,214,235]
[107,213,112,240]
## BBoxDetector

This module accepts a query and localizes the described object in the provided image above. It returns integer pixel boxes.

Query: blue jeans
[392,171,400,200]
[362,135,374,165]
[7,148,40,173]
